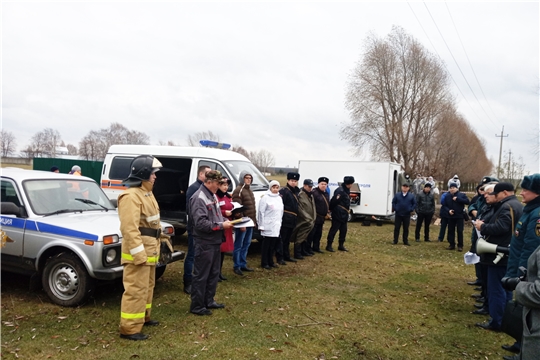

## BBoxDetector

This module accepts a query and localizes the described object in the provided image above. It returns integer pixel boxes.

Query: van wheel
[155,265,166,280]
[42,253,95,307]
[348,213,355,222]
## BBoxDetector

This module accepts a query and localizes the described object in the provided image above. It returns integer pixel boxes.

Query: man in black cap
[306,177,330,253]
[291,179,316,259]
[474,182,523,332]
[414,183,435,242]
[443,182,470,251]
[326,176,355,252]
[277,172,301,263]
[392,183,416,245]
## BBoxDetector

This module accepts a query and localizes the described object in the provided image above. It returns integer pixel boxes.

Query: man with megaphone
[474,182,523,332]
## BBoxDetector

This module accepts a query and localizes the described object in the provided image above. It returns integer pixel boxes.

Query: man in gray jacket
[189,170,233,316]
[415,183,435,242]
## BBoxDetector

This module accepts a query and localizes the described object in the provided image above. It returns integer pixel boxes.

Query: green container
[33,158,104,184]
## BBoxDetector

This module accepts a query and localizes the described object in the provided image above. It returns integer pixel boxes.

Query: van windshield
[223,161,269,191]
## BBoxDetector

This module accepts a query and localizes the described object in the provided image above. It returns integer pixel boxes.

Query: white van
[101,144,269,234]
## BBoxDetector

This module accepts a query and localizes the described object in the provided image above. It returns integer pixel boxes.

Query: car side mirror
[1,202,21,217]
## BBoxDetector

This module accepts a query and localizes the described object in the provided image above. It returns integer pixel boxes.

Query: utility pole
[507,150,512,180]
[496,126,508,179]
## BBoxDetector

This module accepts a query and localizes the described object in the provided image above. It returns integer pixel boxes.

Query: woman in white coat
[257,180,284,269]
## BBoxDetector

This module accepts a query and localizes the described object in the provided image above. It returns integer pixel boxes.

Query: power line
[444,2,500,123]
[407,2,483,124]
[423,2,497,127]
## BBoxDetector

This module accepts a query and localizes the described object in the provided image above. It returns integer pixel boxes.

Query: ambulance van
[101,142,269,235]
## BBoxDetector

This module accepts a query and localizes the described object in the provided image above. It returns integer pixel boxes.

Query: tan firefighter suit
[118,180,165,336]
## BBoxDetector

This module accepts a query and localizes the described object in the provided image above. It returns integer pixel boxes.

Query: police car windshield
[224,161,269,191]
[23,179,116,215]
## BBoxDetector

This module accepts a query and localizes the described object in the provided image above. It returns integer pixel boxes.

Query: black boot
[326,243,334,252]
[338,242,348,252]
[301,242,313,256]
[293,244,304,260]
[183,282,192,295]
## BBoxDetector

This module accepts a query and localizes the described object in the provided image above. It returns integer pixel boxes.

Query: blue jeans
[183,228,195,284]
[233,227,253,270]
[486,265,512,329]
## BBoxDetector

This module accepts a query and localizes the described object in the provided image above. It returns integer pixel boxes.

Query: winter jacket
[479,195,523,267]
[232,170,257,227]
[186,178,203,230]
[279,184,300,229]
[257,190,284,237]
[329,183,351,223]
[190,184,226,245]
[515,245,540,360]
[415,190,435,214]
[505,196,540,277]
[392,191,416,217]
[118,181,162,266]
[217,190,234,252]
[442,191,470,219]
[439,192,450,218]
[312,186,330,225]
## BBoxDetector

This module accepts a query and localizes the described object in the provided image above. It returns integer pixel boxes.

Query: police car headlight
[103,235,119,245]
[105,248,117,264]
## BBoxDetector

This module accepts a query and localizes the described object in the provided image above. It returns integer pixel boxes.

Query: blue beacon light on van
[199,140,231,150]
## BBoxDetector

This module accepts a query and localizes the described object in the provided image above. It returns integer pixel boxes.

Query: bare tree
[232,145,251,160]
[79,123,150,161]
[0,129,17,157]
[66,144,78,155]
[158,140,178,146]
[342,26,454,174]
[250,149,275,174]
[187,131,220,146]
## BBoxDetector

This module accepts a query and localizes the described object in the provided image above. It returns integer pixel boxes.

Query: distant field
[1,162,32,170]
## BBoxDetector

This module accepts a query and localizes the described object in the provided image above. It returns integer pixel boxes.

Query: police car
[1,168,184,307]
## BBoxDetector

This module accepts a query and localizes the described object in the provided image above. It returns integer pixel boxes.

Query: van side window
[199,161,233,192]
[109,157,134,180]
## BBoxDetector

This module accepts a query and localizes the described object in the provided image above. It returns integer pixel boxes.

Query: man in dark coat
[189,170,233,316]
[326,176,355,252]
[443,182,470,251]
[306,177,330,253]
[474,182,523,331]
[291,179,316,259]
[277,172,300,263]
[184,165,211,294]
[414,183,435,242]
[392,183,416,245]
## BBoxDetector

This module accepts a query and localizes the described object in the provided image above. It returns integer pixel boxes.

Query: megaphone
[476,237,509,264]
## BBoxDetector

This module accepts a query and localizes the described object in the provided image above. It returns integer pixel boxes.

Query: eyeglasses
[244,177,252,180]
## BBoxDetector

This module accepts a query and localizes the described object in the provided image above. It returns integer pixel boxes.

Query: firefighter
[118,155,170,341]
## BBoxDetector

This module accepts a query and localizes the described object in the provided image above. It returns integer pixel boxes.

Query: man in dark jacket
[392,183,416,245]
[415,183,435,242]
[278,172,300,263]
[443,182,470,251]
[291,179,316,259]
[184,165,211,294]
[189,170,233,316]
[326,176,355,252]
[474,182,523,331]
[306,177,330,253]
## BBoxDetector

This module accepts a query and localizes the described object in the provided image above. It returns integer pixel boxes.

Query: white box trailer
[297,160,403,220]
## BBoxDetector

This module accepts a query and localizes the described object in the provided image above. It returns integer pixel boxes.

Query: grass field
[1,221,516,360]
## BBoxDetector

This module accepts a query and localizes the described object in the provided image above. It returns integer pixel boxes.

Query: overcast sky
[2,1,539,174]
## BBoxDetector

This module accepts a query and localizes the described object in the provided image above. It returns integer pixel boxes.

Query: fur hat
[318,177,329,184]
[343,176,355,185]
[520,174,540,194]
[287,172,300,180]
[479,176,499,187]
[268,180,280,188]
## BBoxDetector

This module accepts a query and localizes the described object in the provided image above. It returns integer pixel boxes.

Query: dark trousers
[183,228,195,285]
[261,236,278,267]
[437,217,448,241]
[486,265,512,329]
[393,214,410,244]
[447,218,464,248]
[327,219,347,246]
[190,241,221,314]
[307,222,324,251]
[415,212,433,241]
[278,227,294,261]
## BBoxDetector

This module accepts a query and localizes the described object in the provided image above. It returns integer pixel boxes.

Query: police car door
[1,178,25,266]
